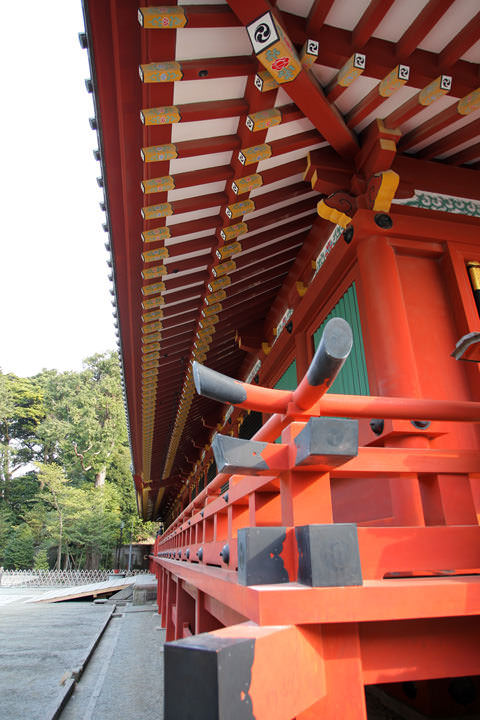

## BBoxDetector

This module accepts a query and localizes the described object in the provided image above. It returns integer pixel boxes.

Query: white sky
[0,1,117,378]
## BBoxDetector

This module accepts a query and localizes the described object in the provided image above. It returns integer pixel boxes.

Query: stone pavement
[59,604,165,720]
[0,597,113,720]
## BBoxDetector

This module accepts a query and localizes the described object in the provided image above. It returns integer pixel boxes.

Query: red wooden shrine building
[82,1,480,717]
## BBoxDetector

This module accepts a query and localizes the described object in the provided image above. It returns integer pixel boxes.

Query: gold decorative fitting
[141,144,178,163]
[142,296,164,310]
[337,52,366,87]
[142,247,169,263]
[138,6,187,29]
[141,203,173,220]
[247,11,301,84]
[457,87,480,116]
[238,144,272,166]
[207,276,231,293]
[141,281,166,297]
[202,302,222,317]
[142,265,167,280]
[141,176,175,194]
[296,281,308,297]
[418,75,452,106]
[205,289,226,305]
[139,61,183,83]
[246,108,281,133]
[216,242,242,261]
[142,227,171,243]
[232,173,263,196]
[254,70,278,93]
[212,259,236,278]
[142,309,163,322]
[142,322,162,334]
[317,200,351,229]
[378,65,410,98]
[140,106,181,125]
[220,222,247,242]
[300,39,319,69]
[225,200,255,219]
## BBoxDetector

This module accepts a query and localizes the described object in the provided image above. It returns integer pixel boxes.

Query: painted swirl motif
[403,192,480,218]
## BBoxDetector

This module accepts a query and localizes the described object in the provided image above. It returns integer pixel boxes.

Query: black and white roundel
[247,12,279,54]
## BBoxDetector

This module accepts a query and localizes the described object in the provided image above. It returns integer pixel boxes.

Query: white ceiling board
[168,180,226,203]
[399,95,456,135]
[257,142,327,171]
[173,76,248,105]
[165,228,216,246]
[406,108,480,153]
[240,209,315,239]
[354,86,418,133]
[418,0,480,53]
[436,134,480,160]
[274,87,293,108]
[169,150,233,174]
[244,190,318,222]
[334,75,379,115]
[235,227,311,258]
[171,116,240,143]
[164,248,212,263]
[176,28,252,61]
[235,244,303,273]
[163,280,204,295]
[166,205,221,226]
[265,117,315,143]
[250,173,305,197]
[276,0,315,18]
[325,0,371,31]
[163,266,208,282]
[461,38,480,63]
[311,65,338,86]
[373,0,429,43]
[163,294,201,309]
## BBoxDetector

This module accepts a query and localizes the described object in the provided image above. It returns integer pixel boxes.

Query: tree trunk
[56,513,63,570]
[95,467,106,488]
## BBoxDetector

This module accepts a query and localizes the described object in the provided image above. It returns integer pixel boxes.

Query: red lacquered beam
[139,5,241,29]
[142,98,248,127]
[395,0,455,60]
[352,0,395,49]
[317,393,480,423]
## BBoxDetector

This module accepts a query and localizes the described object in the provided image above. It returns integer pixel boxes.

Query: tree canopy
[0,352,157,569]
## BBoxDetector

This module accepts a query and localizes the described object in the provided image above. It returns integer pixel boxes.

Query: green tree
[0,352,157,570]
[0,505,14,564]
[33,548,49,570]
[4,524,34,569]
[0,371,44,501]
[36,462,70,570]
[65,484,121,568]
[37,353,129,488]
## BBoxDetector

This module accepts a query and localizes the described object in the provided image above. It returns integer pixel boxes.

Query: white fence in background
[0,568,144,587]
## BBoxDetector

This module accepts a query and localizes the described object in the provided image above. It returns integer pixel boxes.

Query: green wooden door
[313,283,369,395]
[274,360,297,391]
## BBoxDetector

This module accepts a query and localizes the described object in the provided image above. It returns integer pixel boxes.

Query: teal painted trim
[313,282,369,396]
[274,359,297,391]
[394,191,480,218]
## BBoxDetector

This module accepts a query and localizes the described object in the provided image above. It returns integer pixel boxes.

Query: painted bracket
[212,434,288,474]
[295,523,363,587]
[237,527,290,586]
[294,417,358,467]
[164,623,325,720]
